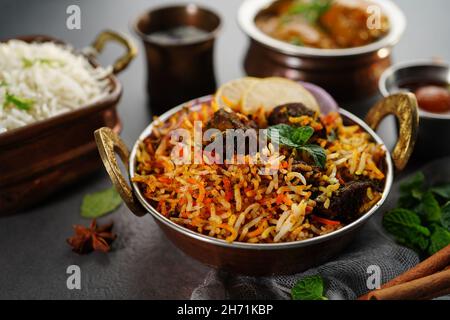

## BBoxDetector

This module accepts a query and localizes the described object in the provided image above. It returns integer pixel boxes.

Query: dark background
[0,0,449,299]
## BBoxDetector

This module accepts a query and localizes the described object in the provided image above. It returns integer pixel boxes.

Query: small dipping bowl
[379,60,450,160]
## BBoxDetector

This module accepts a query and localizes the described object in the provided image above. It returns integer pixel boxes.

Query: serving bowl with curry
[239,0,406,101]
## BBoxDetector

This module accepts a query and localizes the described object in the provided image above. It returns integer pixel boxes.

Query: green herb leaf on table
[428,224,450,256]
[383,171,450,257]
[291,275,327,300]
[431,183,450,199]
[400,171,425,198]
[267,124,326,168]
[441,202,450,231]
[398,194,419,210]
[397,171,425,211]
[418,191,441,223]
[4,92,34,111]
[383,208,430,252]
[411,188,423,200]
[81,187,122,219]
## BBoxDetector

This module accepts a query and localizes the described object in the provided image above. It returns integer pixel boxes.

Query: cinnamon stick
[367,269,450,300]
[359,244,450,300]
[422,287,450,300]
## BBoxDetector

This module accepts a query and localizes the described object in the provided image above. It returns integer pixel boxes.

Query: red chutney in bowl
[399,81,450,114]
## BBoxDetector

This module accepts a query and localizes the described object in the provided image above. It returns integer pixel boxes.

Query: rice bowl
[0,32,136,215]
[0,40,112,133]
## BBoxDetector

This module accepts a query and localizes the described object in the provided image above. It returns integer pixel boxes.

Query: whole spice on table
[359,244,450,300]
[367,269,450,300]
[67,219,117,254]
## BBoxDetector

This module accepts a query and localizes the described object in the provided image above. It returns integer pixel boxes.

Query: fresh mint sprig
[267,124,326,168]
[291,275,328,300]
[383,171,450,257]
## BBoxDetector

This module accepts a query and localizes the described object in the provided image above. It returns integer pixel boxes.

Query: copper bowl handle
[90,30,138,74]
[365,93,419,171]
[94,127,146,217]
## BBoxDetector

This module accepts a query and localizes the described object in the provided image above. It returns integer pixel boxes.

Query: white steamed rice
[0,40,112,134]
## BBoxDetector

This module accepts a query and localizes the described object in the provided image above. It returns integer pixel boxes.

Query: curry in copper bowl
[255,0,390,49]
[238,0,406,101]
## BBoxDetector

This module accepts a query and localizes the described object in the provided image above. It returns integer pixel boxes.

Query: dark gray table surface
[0,0,449,299]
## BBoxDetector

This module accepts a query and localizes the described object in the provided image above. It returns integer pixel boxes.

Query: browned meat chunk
[206,109,255,132]
[205,109,257,156]
[316,181,373,222]
[320,0,390,48]
[268,103,315,126]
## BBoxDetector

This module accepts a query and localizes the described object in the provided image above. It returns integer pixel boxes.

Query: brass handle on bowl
[365,93,419,171]
[90,30,138,74]
[94,127,146,217]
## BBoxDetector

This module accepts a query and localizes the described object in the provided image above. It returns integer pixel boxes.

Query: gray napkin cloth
[191,218,419,300]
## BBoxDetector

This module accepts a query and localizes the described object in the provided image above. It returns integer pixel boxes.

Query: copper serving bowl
[95,89,418,276]
[0,31,137,215]
[238,0,406,102]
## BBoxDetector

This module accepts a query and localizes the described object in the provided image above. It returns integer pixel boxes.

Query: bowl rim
[131,3,222,47]
[237,0,406,58]
[128,95,394,250]
[379,59,450,120]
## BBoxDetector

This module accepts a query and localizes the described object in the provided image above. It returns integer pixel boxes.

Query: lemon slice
[241,77,320,115]
[214,77,260,111]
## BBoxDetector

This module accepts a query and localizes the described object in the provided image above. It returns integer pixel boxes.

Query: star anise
[67,219,117,254]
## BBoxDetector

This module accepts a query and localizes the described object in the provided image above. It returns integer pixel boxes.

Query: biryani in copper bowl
[95,77,418,275]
